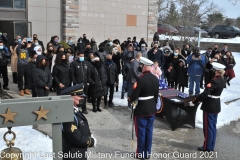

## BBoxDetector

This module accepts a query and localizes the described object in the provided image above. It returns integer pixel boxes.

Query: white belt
[138,96,154,100]
[208,95,220,99]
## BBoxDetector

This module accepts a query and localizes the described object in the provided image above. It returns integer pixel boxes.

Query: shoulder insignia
[207,83,212,88]
[133,82,137,89]
[71,124,77,132]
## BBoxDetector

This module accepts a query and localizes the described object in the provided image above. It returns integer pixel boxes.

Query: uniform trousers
[134,115,155,159]
[203,111,218,151]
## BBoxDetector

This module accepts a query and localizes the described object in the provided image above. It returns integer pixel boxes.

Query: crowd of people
[0,33,236,112]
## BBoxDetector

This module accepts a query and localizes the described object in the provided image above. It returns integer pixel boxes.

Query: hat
[141,44,146,47]
[179,59,185,66]
[169,62,173,67]
[61,84,84,96]
[211,62,225,70]
[139,57,153,66]
[34,45,42,55]
[164,49,170,53]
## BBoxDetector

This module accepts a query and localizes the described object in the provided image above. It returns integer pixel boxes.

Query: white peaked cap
[212,62,225,70]
[139,57,153,66]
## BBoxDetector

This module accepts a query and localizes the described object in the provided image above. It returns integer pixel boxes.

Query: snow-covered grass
[159,34,240,44]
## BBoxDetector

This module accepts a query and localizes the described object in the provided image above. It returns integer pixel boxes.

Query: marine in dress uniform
[129,57,159,159]
[192,62,226,152]
[61,84,97,160]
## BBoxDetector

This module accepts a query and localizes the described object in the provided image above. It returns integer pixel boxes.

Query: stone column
[63,0,79,42]
[147,0,159,46]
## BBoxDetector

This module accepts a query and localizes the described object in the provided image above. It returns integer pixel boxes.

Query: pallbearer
[192,62,226,152]
[129,57,159,159]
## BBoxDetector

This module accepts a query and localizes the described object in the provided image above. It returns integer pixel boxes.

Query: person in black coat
[89,57,107,112]
[71,52,91,114]
[32,55,52,97]
[111,48,121,92]
[223,51,236,86]
[27,50,38,97]
[147,47,165,69]
[52,52,74,95]
[181,44,191,57]
[176,59,187,92]
[61,84,97,160]
[210,44,219,59]
[77,37,86,53]
[104,54,118,108]
[166,63,176,88]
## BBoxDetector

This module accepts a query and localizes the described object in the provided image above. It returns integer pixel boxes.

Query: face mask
[185,48,189,51]
[68,40,72,44]
[83,37,86,39]
[141,47,145,51]
[54,39,59,43]
[174,52,178,56]
[79,57,84,61]
[138,66,143,73]
[35,43,39,46]
[115,50,118,53]
[207,51,211,55]
[214,47,218,50]
[109,42,113,46]
[106,59,112,62]
[21,43,26,49]
[37,51,42,55]
[0,46,3,50]
[79,41,82,43]
[18,39,21,42]
[85,48,90,52]
[224,47,227,51]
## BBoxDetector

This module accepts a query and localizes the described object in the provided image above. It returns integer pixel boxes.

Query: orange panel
[126,15,137,26]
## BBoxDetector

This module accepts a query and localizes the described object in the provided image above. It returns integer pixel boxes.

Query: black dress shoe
[198,146,210,152]
[97,108,102,112]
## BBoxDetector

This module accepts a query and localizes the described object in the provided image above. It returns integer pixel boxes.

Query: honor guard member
[192,62,226,152]
[129,57,159,159]
[61,84,97,160]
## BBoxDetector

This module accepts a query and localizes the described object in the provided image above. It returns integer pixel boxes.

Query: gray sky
[213,0,240,18]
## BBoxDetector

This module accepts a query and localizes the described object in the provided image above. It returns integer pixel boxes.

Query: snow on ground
[159,34,240,44]
[0,126,52,160]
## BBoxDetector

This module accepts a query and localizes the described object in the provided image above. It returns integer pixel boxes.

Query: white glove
[189,101,195,107]
[92,136,97,147]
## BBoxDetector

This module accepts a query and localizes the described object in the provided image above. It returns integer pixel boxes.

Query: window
[0,0,13,8]
[14,0,26,9]
[226,27,233,31]
[0,0,25,9]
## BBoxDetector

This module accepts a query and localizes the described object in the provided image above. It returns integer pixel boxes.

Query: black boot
[92,106,97,112]
[108,100,115,107]
[82,105,88,114]
[97,106,102,112]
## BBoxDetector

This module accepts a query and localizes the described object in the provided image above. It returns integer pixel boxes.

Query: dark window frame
[0,0,26,9]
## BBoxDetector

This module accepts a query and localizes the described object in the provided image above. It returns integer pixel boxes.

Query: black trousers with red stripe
[203,111,218,151]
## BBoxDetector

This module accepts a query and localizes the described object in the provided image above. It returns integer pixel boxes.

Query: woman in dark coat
[89,57,107,112]
[32,55,52,97]
[223,51,236,86]
[176,59,187,92]
[112,48,121,92]
[27,50,38,97]
[52,52,74,95]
